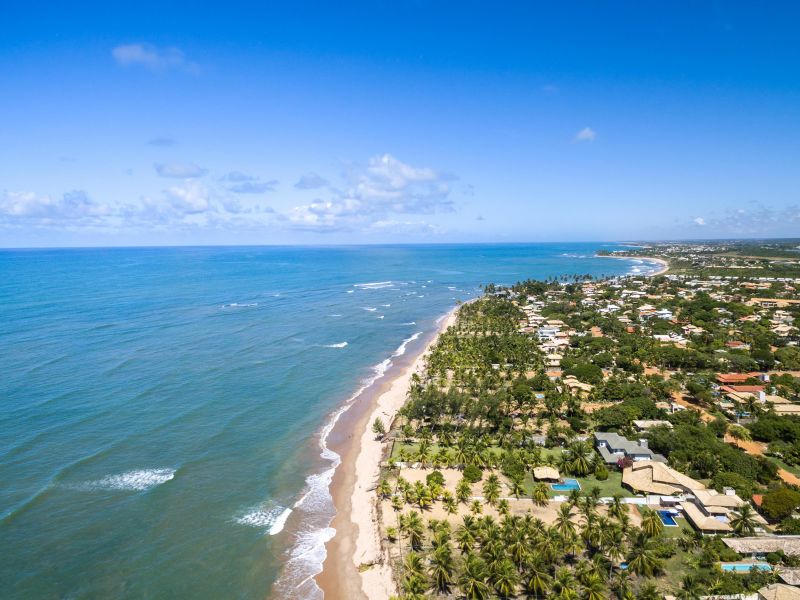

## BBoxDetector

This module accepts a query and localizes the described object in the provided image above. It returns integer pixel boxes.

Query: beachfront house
[722,536,800,559]
[594,432,667,465]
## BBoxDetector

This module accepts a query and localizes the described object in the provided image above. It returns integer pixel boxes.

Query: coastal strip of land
[316,307,458,600]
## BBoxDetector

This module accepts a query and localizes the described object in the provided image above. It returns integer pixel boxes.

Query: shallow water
[0,243,647,599]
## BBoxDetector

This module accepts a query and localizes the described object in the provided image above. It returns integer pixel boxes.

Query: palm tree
[377,479,392,499]
[490,558,519,598]
[555,503,576,539]
[483,474,501,505]
[459,554,491,600]
[522,557,551,599]
[626,531,662,578]
[532,482,550,507]
[401,511,425,551]
[427,544,455,594]
[580,572,606,600]
[639,508,664,538]
[568,440,594,476]
[730,503,759,536]
[457,478,472,503]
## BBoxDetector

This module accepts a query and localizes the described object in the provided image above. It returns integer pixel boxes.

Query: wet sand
[315,308,458,599]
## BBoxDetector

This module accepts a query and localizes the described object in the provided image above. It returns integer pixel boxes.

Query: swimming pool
[657,510,678,527]
[719,563,771,573]
[551,479,581,492]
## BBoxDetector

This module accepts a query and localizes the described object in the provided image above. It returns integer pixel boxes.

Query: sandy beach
[316,307,459,600]
[602,254,670,277]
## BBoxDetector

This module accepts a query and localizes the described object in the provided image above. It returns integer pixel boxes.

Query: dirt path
[672,391,716,423]
[724,434,800,486]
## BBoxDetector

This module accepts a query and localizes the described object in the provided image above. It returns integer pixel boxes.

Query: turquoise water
[720,563,771,572]
[551,478,581,492]
[657,510,678,526]
[0,244,646,599]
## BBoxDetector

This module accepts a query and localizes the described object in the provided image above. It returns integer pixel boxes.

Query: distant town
[371,240,800,599]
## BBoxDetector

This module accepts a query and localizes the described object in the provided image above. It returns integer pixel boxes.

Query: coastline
[602,254,669,277]
[316,306,459,600]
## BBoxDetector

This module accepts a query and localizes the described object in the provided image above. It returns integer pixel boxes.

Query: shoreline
[601,254,670,277]
[315,307,458,600]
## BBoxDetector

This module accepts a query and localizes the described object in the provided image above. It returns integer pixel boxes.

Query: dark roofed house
[593,432,667,465]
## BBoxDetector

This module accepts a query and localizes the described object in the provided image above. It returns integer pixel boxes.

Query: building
[758,583,800,600]
[622,460,704,495]
[594,432,667,464]
[723,536,800,558]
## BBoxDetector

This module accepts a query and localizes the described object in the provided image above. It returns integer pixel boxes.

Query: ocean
[0,243,655,599]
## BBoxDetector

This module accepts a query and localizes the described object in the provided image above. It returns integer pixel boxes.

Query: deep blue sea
[0,244,656,599]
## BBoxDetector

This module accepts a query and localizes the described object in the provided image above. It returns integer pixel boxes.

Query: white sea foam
[380,303,391,307]
[447,286,456,290]
[236,504,292,535]
[83,468,175,491]
[353,281,393,289]
[377,315,384,319]
[272,353,395,598]
[362,307,377,312]
[328,314,342,317]
[393,332,422,357]
[221,302,258,308]
[323,342,348,348]
[346,290,354,294]
[403,321,416,325]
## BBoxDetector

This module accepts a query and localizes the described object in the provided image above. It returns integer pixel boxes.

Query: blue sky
[1,1,799,246]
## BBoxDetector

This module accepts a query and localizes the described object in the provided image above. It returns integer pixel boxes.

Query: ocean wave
[393,332,422,357]
[380,304,391,307]
[346,290,354,294]
[403,321,416,325]
[273,353,396,596]
[328,314,342,317]
[362,307,377,312]
[353,281,393,289]
[377,315,384,319]
[80,468,175,492]
[323,342,348,349]
[221,302,258,309]
[236,503,292,535]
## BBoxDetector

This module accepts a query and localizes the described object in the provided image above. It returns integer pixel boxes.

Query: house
[594,432,667,464]
[622,460,704,495]
[533,466,560,481]
[633,419,673,432]
[681,488,763,535]
[723,536,800,558]
[758,583,800,600]
[562,376,594,397]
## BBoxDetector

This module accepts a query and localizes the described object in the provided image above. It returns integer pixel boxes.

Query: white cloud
[0,154,457,236]
[575,127,597,142]
[294,172,329,190]
[112,44,199,74]
[684,204,800,235]
[288,154,455,232]
[163,181,211,215]
[220,172,277,194]
[155,162,208,178]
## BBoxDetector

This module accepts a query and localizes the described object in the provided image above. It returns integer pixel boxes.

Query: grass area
[769,455,800,477]
[521,469,628,498]
[663,516,693,538]
[571,471,626,498]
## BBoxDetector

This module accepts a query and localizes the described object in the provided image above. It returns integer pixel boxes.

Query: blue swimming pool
[720,563,771,573]
[551,479,581,492]
[657,510,678,527]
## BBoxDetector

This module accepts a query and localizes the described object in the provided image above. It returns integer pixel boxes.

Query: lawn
[521,469,629,498]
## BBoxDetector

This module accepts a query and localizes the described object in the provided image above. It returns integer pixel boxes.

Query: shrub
[595,464,609,481]
[462,464,483,483]
[426,470,445,488]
